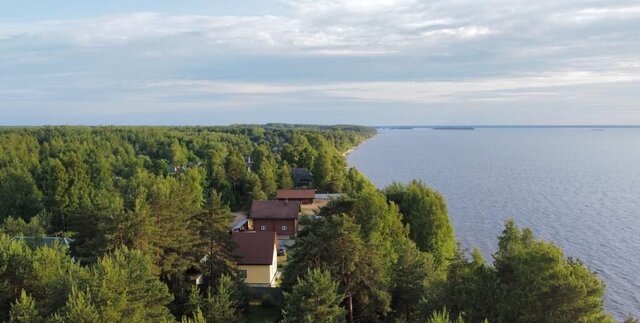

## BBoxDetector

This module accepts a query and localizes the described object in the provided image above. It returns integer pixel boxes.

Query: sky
[1,0,639,125]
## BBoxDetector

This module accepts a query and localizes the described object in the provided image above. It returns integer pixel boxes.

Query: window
[281,225,288,231]
[260,225,267,231]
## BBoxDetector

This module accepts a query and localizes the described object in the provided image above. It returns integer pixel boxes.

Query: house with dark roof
[249,200,300,238]
[232,231,278,287]
[292,168,313,188]
[276,189,316,204]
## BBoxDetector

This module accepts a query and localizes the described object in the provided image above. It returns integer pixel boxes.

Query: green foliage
[202,274,241,323]
[9,290,42,323]
[24,244,82,316]
[1,216,46,237]
[0,167,43,221]
[385,180,455,267]
[282,215,391,322]
[181,307,207,323]
[433,248,497,322]
[426,308,464,323]
[282,268,346,323]
[392,243,441,321]
[493,220,614,323]
[277,162,294,189]
[0,126,622,322]
[53,287,100,323]
[88,247,174,322]
[184,286,203,317]
[195,190,236,285]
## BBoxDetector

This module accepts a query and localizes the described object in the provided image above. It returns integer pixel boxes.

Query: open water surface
[348,128,640,320]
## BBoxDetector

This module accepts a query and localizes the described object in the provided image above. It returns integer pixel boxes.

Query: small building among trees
[292,168,313,188]
[232,231,278,287]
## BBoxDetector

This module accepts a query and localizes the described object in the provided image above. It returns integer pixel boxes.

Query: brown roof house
[249,200,300,238]
[232,231,278,287]
[276,189,316,205]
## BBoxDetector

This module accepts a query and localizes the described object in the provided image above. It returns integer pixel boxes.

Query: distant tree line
[0,125,374,321]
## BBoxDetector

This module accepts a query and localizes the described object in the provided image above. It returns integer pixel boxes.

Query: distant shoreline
[375,125,640,129]
[343,135,376,157]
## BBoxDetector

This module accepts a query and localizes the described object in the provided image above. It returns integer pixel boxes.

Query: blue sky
[1,0,639,125]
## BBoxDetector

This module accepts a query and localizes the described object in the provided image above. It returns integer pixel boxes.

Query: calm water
[348,128,640,320]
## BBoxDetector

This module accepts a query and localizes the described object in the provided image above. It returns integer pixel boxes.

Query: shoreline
[342,135,375,157]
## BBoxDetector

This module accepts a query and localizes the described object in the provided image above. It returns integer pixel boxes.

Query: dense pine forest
[0,125,628,322]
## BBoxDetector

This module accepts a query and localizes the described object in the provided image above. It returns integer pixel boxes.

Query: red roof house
[232,231,278,287]
[249,200,300,238]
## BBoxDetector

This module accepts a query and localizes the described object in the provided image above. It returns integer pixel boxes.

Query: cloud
[1,0,639,124]
[146,68,640,104]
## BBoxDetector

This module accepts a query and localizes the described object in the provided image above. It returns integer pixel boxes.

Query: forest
[0,125,631,322]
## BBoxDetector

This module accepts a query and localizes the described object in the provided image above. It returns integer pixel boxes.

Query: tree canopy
[0,125,623,322]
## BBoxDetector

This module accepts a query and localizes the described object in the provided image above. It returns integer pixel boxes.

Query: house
[276,189,316,204]
[292,168,313,188]
[249,200,300,238]
[232,231,278,287]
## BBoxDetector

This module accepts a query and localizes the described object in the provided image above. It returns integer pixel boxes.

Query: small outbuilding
[292,168,313,188]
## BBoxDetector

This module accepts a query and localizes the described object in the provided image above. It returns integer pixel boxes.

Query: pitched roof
[249,200,300,219]
[276,189,316,200]
[232,231,277,265]
[230,213,248,230]
[292,168,313,180]
[12,236,73,249]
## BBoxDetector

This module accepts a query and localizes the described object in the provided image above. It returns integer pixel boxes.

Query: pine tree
[88,247,174,322]
[185,285,203,316]
[0,167,43,221]
[426,308,464,323]
[0,234,33,320]
[203,275,241,323]
[391,244,439,321]
[181,307,206,323]
[282,215,391,322]
[278,162,294,189]
[9,290,42,323]
[53,287,99,323]
[195,190,235,287]
[282,269,346,323]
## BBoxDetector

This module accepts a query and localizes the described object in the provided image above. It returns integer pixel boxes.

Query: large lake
[348,128,640,320]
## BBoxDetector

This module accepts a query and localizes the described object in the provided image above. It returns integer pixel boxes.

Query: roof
[292,168,313,180]
[12,236,73,249]
[315,193,344,200]
[231,213,248,230]
[232,231,277,265]
[249,200,300,219]
[277,189,316,200]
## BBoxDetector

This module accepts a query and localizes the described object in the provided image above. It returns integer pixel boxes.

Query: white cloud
[1,0,640,124]
[146,67,640,104]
